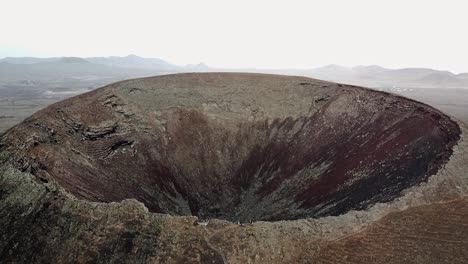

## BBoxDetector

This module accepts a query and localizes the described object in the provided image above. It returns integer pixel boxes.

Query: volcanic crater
[0,73,460,223]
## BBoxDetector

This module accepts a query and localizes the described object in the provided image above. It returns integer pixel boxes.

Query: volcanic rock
[0,73,467,263]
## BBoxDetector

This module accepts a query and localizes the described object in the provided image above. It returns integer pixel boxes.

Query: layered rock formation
[1,73,467,263]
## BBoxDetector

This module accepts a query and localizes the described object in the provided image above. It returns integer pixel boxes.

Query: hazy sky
[1,0,467,72]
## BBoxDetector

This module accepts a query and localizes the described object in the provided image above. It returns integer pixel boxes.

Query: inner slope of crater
[7,73,459,222]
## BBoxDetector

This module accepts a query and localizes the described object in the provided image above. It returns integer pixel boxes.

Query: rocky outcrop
[0,73,467,263]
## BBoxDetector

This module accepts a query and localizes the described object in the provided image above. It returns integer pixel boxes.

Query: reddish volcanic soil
[0,73,466,263]
[1,73,460,221]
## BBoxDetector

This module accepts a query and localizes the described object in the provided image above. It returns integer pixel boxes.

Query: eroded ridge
[0,73,460,222]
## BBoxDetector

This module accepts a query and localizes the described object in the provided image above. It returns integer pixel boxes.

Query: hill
[2,55,468,88]
[306,65,468,88]
[1,73,466,263]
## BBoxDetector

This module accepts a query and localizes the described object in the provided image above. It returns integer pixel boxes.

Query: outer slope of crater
[0,73,467,263]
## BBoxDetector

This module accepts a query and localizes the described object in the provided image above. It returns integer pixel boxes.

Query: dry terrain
[387,87,468,125]
[1,73,467,263]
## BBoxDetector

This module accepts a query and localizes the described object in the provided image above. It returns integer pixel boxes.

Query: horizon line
[0,55,466,75]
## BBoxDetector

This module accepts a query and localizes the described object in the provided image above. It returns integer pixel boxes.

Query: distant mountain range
[302,65,468,89]
[1,55,468,89]
[0,55,193,71]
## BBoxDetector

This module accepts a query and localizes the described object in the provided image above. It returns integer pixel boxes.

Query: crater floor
[0,73,466,263]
